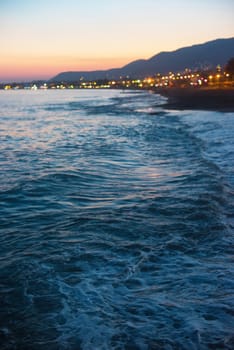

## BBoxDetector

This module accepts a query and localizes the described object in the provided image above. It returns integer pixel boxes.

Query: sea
[0,89,233,350]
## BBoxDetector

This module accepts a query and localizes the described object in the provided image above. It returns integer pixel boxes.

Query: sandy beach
[157,87,234,112]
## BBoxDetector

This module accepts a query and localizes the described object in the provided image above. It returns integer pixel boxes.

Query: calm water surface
[0,89,233,349]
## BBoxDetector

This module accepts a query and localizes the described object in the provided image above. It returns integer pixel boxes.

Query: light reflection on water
[0,89,233,349]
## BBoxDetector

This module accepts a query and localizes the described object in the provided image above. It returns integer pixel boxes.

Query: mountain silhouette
[51,37,234,82]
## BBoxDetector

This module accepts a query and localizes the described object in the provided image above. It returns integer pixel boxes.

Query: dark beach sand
[157,87,234,112]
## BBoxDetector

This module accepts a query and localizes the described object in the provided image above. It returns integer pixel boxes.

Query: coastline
[156,87,234,112]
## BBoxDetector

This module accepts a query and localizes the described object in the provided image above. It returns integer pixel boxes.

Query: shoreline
[155,87,234,112]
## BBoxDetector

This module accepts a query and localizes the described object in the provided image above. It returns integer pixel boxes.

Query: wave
[0,90,233,349]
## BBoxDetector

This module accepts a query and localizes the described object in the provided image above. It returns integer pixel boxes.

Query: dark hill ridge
[51,37,234,82]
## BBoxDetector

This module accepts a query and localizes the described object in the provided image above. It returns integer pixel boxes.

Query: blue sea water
[0,89,233,350]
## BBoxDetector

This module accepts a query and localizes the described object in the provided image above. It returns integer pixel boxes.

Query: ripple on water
[0,90,233,349]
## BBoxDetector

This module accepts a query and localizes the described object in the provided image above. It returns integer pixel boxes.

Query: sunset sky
[1,0,234,82]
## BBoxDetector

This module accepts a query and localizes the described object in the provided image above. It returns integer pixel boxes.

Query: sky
[1,0,234,82]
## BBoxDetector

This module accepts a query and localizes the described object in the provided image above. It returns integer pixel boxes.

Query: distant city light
[1,61,233,91]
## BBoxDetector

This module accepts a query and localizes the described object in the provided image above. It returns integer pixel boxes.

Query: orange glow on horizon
[1,0,233,82]
[0,55,133,81]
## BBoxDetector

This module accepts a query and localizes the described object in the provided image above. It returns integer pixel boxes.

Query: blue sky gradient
[1,0,233,81]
